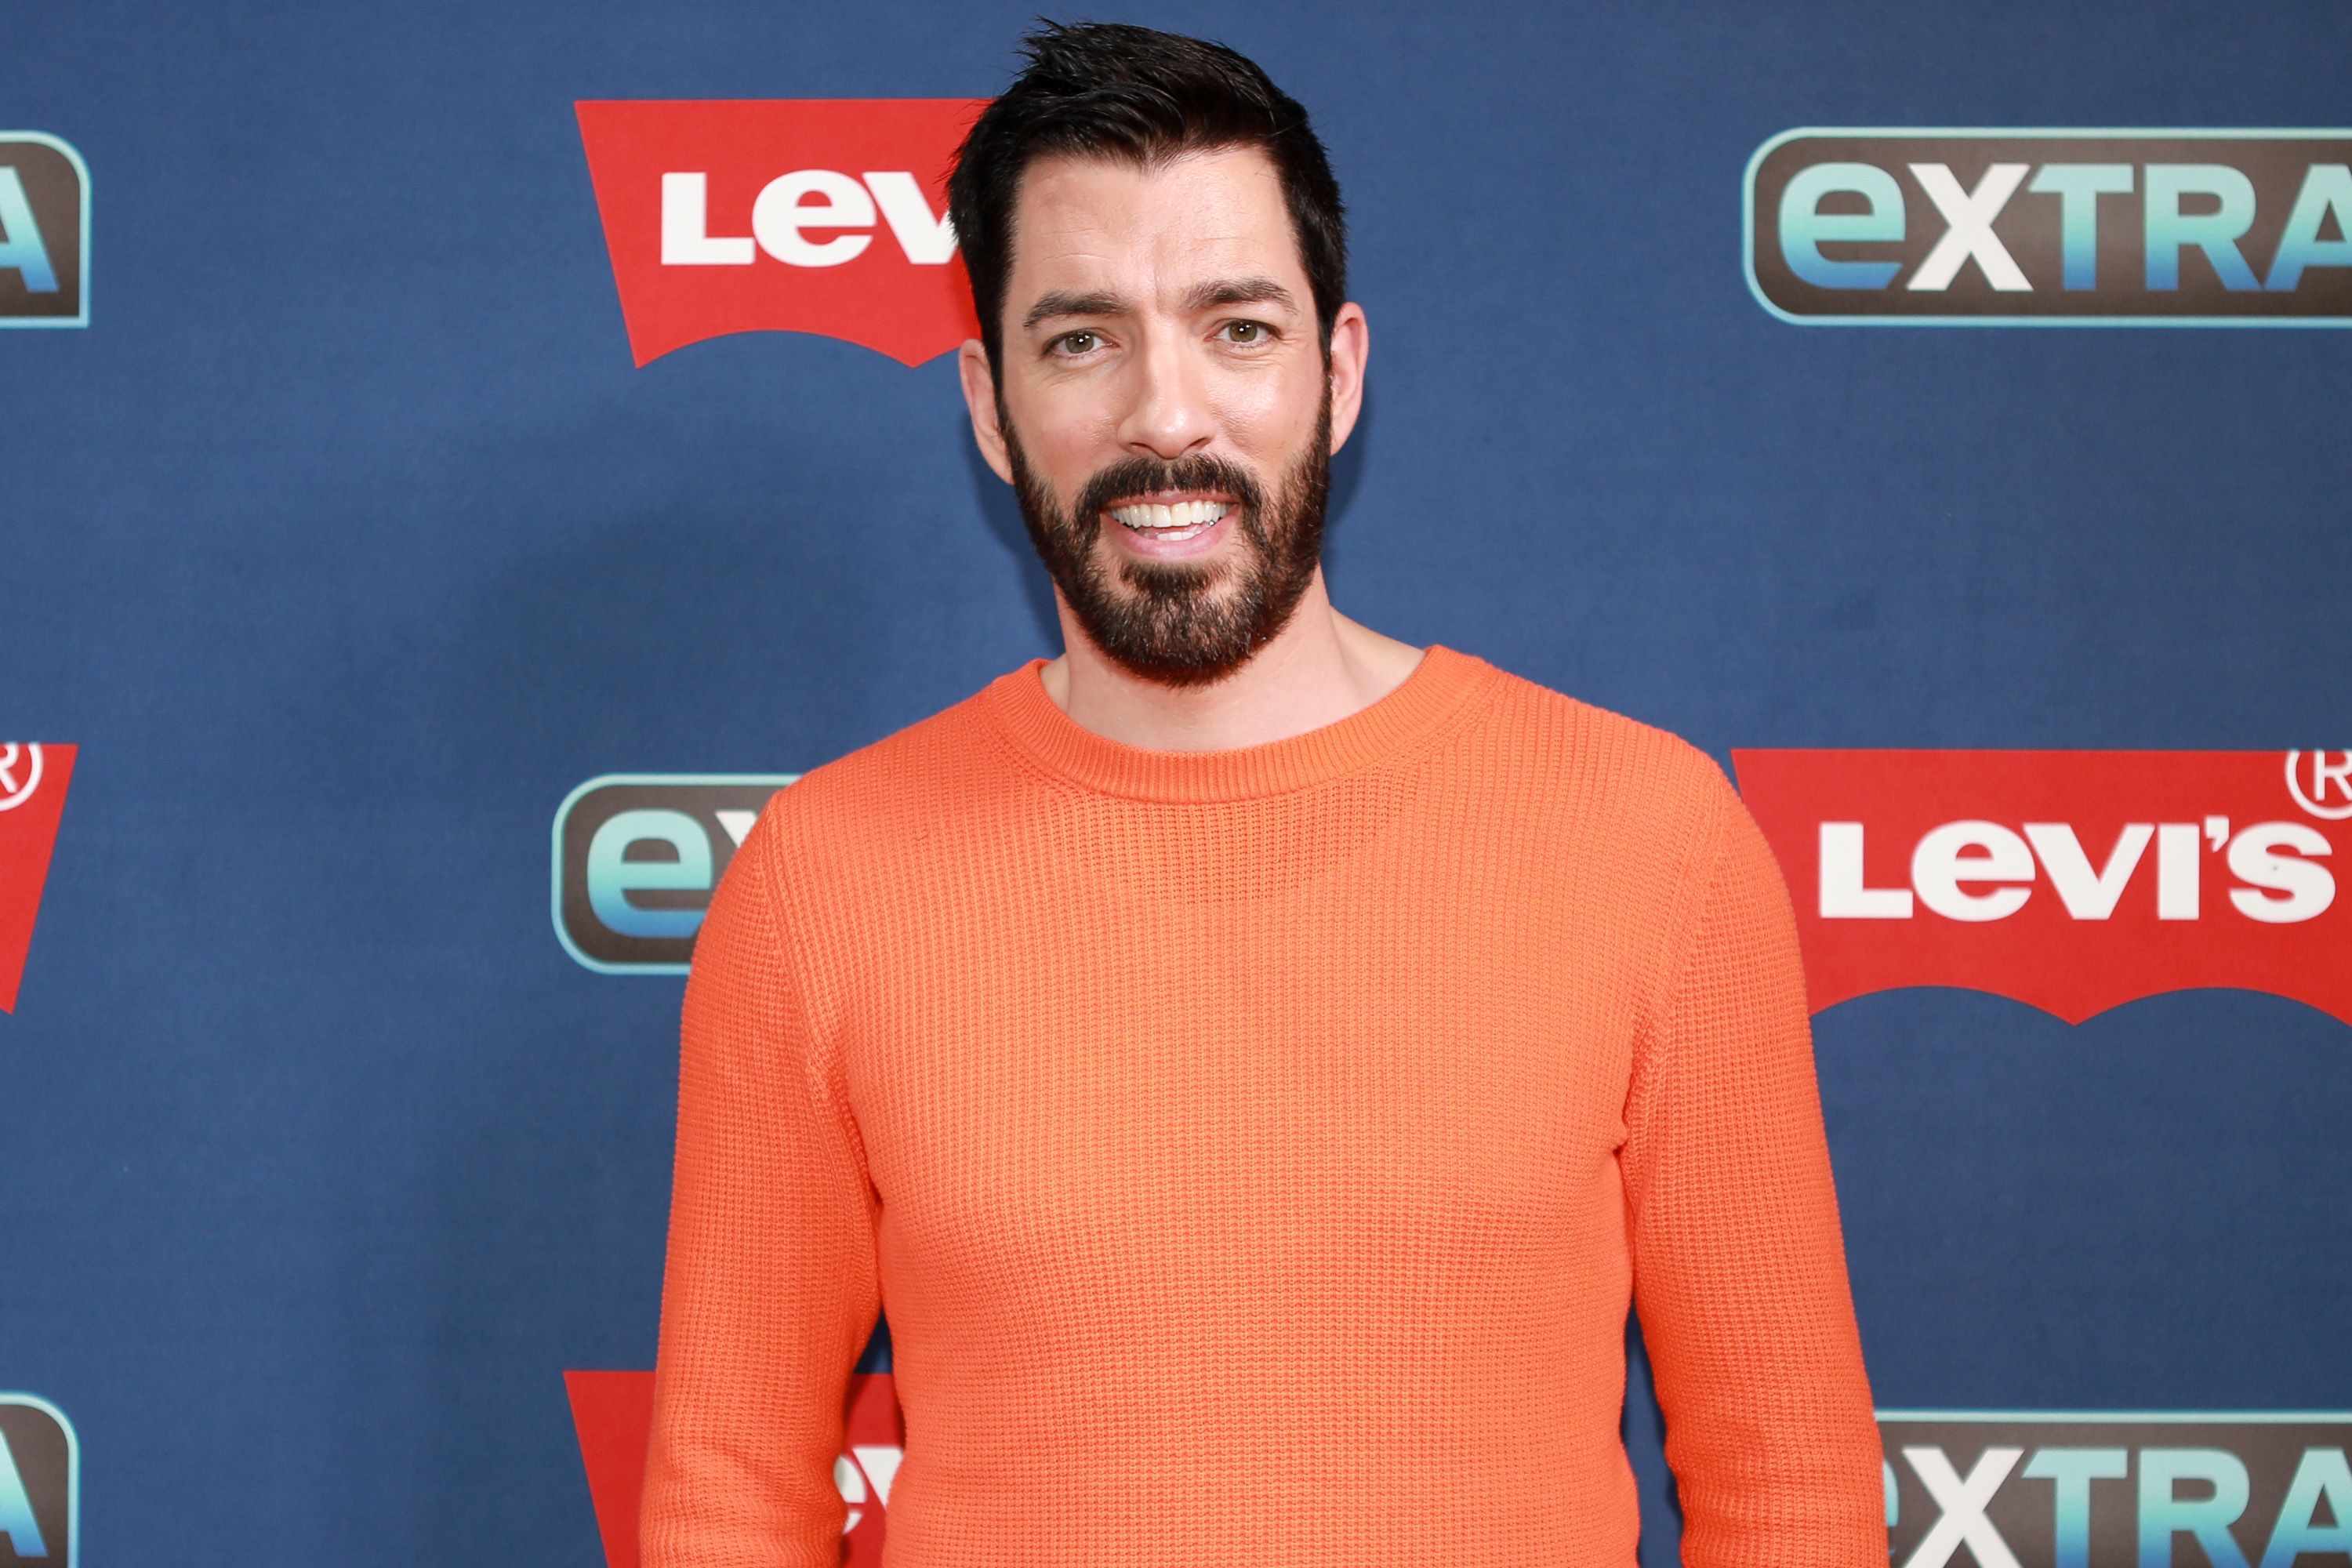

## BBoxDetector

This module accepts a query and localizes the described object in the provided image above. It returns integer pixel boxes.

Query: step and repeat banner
[5,4,2348,1565]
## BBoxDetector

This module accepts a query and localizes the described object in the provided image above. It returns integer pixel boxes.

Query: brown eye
[1224,321,1262,343]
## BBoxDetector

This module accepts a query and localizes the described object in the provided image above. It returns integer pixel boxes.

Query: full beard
[1003,388,1333,688]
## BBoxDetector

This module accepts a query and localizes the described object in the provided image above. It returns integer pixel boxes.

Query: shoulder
[730,670,1033,897]
[1475,664,1802,953]
[1462,652,1742,847]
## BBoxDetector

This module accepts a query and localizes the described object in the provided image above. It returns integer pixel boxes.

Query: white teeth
[1110,499,1230,532]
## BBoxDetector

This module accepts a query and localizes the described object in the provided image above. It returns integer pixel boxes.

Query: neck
[1037,565,1425,751]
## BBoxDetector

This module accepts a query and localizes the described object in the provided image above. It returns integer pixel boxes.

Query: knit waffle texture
[640,644,1886,1567]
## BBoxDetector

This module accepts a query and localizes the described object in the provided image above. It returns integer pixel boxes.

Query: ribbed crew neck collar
[978,644,1496,803]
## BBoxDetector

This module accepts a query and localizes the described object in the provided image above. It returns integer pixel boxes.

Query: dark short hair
[948,20,1348,370]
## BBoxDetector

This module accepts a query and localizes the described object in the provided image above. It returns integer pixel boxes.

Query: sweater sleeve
[640,808,884,1567]
[1621,767,1886,1568]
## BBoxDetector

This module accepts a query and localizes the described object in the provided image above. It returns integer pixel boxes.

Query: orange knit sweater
[641,644,1886,1567]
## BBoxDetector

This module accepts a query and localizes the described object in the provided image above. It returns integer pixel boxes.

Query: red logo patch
[1733,750,2351,1025]
[576,100,985,366]
[565,1370,904,1568]
[0,743,75,1014]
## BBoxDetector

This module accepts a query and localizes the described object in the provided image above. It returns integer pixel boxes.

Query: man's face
[961,145,1363,686]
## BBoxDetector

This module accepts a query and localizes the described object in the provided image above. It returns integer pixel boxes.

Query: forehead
[1005,145,1306,303]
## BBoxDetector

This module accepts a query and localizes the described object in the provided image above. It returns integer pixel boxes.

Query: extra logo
[567,1370,900,1568]
[1732,750,2352,1025]
[1882,1412,2351,1568]
[576,100,983,365]
[0,133,89,328]
[1746,130,2352,325]
[0,1395,78,1567]
[552,775,796,975]
[0,744,78,1014]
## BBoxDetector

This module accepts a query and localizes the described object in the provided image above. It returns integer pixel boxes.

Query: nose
[1115,323,1215,462]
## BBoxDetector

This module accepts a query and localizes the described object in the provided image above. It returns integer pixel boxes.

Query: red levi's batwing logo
[1732,750,2352,1025]
[0,743,75,1014]
[566,1370,903,1568]
[576,100,985,366]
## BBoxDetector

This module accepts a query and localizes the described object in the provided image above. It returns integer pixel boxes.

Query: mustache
[1070,453,1265,542]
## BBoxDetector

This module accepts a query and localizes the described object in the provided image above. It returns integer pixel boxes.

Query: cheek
[1017,386,1124,497]
[1214,358,1323,463]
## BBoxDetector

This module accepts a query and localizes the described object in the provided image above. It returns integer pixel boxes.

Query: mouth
[1102,492,1236,554]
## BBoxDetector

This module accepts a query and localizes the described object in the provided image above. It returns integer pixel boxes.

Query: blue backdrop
[5,2,2348,1562]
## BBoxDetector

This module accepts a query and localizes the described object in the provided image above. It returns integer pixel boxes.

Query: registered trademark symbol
[2285,750,2352,820]
[0,743,44,811]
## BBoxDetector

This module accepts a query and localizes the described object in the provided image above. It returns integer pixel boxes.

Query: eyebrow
[1182,275,1297,314]
[1023,290,1127,331]
[1019,275,1300,332]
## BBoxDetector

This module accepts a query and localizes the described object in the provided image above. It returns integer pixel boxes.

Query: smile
[1106,497,1234,544]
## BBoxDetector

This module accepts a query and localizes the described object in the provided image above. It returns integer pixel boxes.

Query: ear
[1323,302,1370,455]
[958,338,1015,484]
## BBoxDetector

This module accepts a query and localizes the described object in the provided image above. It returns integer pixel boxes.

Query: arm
[641,809,883,1567]
[1623,768,1886,1568]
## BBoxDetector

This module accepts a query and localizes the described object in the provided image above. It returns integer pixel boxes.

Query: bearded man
[640,21,1886,1567]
